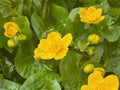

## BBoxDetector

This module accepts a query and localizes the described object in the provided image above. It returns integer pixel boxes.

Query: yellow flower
[4,22,19,38]
[88,34,100,44]
[34,32,72,60]
[81,73,119,90]
[79,6,104,24]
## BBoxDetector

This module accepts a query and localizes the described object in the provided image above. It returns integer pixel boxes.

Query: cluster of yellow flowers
[4,22,27,47]
[3,6,119,90]
[81,72,119,90]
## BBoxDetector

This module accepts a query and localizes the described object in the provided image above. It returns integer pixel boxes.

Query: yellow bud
[87,48,94,56]
[83,64,94,74]
[17,34,27,41]
[7,39,16,47]
[93,67,105,76]
[88,34,100,44]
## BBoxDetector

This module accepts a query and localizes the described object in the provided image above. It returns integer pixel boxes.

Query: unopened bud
[88,34,100,44]
[17,34,27,41]
[87,48,94,56]
[93,67,105,76]
[7,39,16,47]
[83,64,94,74]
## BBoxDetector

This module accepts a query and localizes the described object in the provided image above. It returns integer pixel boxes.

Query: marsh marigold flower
[81,72,119,90]
[88,34,100,44]
[34,32,72,60]
[79,6,104,24]
[4,22,19,38]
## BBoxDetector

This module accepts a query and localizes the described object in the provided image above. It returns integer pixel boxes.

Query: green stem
[42,0,48,20]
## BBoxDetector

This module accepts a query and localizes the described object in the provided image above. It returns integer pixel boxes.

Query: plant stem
[42,0,48,20]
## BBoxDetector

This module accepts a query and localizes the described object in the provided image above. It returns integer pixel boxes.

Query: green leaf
[51,0,78,11]
[68,7,80,22]
[107,0,120,7]
[20,70,61,90]
[12,16,33,39]
[0,0,11,18]
[80,0,96,6]
[14,41,35,78]
[105,57,120,79]
[51,4,69,22]
[68,7,84,38]
[31,11,46,39]
[77,40,88,52]
[100,25,120,42]
[55,18,73,35]
[59,50,83,90]
[90,45,104,62]
[0,79,21,90]
[0,29,7,48]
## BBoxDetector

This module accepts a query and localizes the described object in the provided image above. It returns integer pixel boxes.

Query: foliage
[0,0,120,90]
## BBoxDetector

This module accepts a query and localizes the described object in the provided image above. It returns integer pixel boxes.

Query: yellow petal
[62,33,72,47]
[96,9,102,17]
[40,52,55,59]
[54,47,68,60]
[88,6,96,13]
[47,32,61,42]
[88,73,104,86]
[79,8,87,16]
[38,39,51,51]
[34,48,41,60]
[104,75,119,89]
[81,85,95,90]
[97,84,108,90]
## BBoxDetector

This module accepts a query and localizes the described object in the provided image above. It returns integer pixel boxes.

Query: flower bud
[17,34,27,41]
[93,67,105,76]
[87,48,94,56]
[7,39,16,47]
[83,64,94,74]
[88,34,100,44]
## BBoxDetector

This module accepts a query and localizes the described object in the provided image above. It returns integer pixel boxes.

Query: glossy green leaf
[51,4,69,22]
[12,16,33,39]
[90,45,104,62]
[59,51,83,90]
[100,25,120,42]
[31,11,46,39]
[20,70,61,90]
[14,41,35,78]
[105,56,120,79]
[0,79,21,90]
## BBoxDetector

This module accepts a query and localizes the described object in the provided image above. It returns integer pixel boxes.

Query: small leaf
[78,40,88,52]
